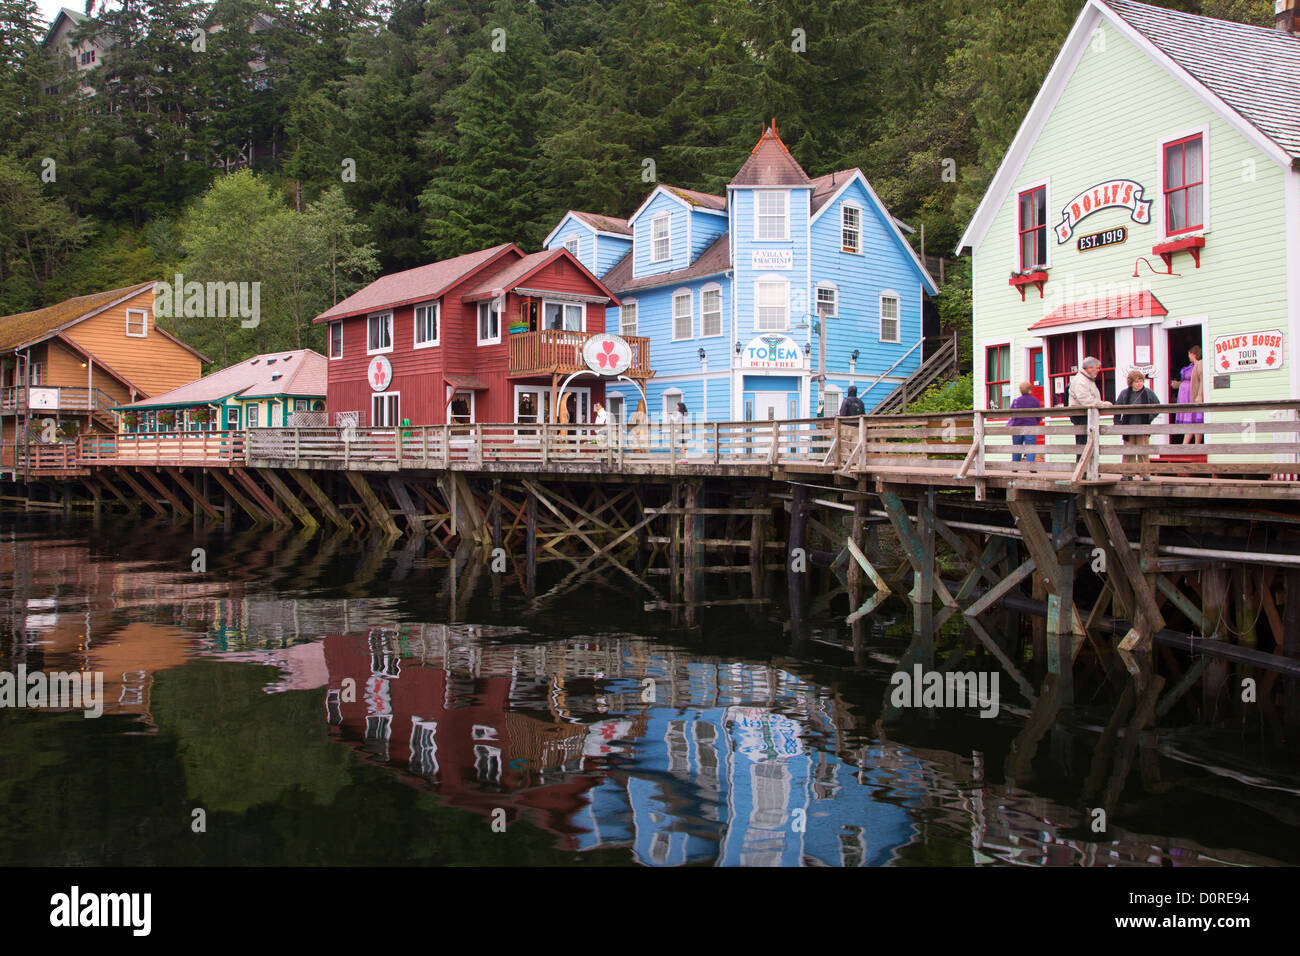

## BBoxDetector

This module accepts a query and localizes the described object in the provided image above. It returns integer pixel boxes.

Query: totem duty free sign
[1076,226,1127,252]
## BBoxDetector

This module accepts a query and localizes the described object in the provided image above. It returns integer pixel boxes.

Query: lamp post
[698,347,708,421]
[849,348,859,387]
[814,301,831,416]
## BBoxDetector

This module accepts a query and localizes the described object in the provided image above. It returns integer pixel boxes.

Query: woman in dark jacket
[1114,369,1160,479]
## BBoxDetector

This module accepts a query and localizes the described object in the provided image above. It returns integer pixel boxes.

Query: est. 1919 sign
[1077,226,1127,252]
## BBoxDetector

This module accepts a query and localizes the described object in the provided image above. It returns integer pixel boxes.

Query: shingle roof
[314,243,517,322]
[0,282,155,352]
[120,349,327,409]
[729,122,812,187]
[570,211,632,235]
[603,234,730,294]
[1103,0,1300,159]
[461,249,563,300]
[662,186,727,210]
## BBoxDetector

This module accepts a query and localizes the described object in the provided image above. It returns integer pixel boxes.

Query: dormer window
[564,237,580,257]
[756,191,789,241]
[651,214,671,262]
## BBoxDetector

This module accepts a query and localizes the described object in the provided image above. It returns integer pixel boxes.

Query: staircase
[870,333,960,414]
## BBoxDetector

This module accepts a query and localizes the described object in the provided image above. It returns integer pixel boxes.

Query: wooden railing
[4,400,1297,488]
[1,385,120,416]
[506,329,652,377]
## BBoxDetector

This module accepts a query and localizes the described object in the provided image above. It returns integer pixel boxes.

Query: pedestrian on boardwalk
[1007,382,1043,465]
[1174,346,1204,444]
[838,385,866,417]
[1069,356,1112,457]
[1114,369,1160,479]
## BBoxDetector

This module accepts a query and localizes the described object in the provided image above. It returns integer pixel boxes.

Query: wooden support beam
[163,467,222,522]
[95,473,139,514]
[287,469,351,531]
[1080,507,1135,620]
[879,489,957,609]
[1094,495,1165,638]
[1285,570,1300,738]
[387,477,427,537]
[963,557,1036,619]
[258,468,319,533]
[210,468,270,526]
[345,471,400,538]
[525,489,537,597]
[137,468,192,519]
[231,468,290,526]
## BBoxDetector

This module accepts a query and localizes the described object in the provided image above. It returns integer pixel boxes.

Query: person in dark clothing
[1006,382,1043,464]
[838,385,866,417]
[1114,368,1160,480]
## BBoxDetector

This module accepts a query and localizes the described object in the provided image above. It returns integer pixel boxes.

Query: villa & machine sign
[1055,178,1153,243]
[1213,329,1284,373]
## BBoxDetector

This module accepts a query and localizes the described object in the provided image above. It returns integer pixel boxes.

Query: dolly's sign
[1055,179,1152,243]
[1213,329,1283,374]
[741,334,803,370]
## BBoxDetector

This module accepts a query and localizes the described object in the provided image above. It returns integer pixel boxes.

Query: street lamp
[849,348,860,386]
[814,301,832,416]
[698,347,708,420]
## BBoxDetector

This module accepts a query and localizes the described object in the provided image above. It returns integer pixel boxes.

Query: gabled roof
[809,168,916,233]
[119,350,327,409]
[0,281,207,363]
[627,184,727,225]
[43,7,89,45]
[314,243,518,323]
[542,210,632,249]
[958,0,1300,255]
[461,248,621,305]
[603,234,730,295]
[729,122,812,188]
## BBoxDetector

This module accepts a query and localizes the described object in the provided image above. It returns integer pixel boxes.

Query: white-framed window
[477,301,500,344]
[879,292,901,344]
[662,389,683,422]
[367,311,393,354]
[1158,125,1209,240]
[246,404,259,428]
[841,205,861,253]
[449,389,475,424]
[542,300,584,332]
[823,387,841,416]
[755,279,788,331]
[564,236,580,257]
[125,308,149,338]
[700,285,723,337]
[672,290,693,340]
[755,190,789,241]
[413,302,439,348]
[815,283,838,317]
[328,321,342,359]
[620,299,638,337]
[371,391,399,427]
[651,214,671,262]
[606,394,625,423]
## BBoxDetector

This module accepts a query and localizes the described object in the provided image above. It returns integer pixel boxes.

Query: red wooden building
[314,243,651,426]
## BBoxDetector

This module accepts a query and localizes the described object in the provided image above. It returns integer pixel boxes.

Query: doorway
[753,391,786,421]
[1166,323,1203,445]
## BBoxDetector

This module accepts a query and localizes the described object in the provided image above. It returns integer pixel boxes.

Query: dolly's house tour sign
[1056,179,1152,243]
[1212,329,1283,374]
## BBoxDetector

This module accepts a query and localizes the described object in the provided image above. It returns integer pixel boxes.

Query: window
[1082,328,1116,402]
[823,387,841,417]
[28,363,42,386]
[841,206,861,253]
[449,391,473,424]
[367,312,393,353]
[414,303,438,348]
[225,406,239,431]
[1163,133,1204,236]
[564,236,580,257]
[815,284,837,317]
[620,300,638,337]
[125,308,148,338]
[1017,185,1047,271]
[542,301,583,332]
[607,395,624,423]
[651,214,671,262]
[663,390,683,422]
[672,291,693,340]
[328,321,342,359]
[985,345,1011,409]
[246,405,259,428]
[755,191,789,241]
[700,287,722,337]
[371,391,399,427]
[1133,324,1153,368]
[879,294,900,343]
[756,281,788,331]
[477,302,500,343]
[1046,333,1078,404]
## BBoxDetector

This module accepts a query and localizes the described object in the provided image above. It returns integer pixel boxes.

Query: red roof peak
[730,120,811,187]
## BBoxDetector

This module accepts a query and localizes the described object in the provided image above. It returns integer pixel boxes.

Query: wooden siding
[62,287,202,397]
[632,191,690,279]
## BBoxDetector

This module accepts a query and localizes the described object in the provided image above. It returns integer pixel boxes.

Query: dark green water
[1,514,1296,866]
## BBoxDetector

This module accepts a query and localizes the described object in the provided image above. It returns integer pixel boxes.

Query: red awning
[1029,291,1167,331]
[444,374,489,390]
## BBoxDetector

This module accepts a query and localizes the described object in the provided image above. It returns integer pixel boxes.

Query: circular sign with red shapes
[582,333,633,376]
[367,354,393,392]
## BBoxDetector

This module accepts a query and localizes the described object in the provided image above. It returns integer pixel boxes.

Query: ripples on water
[0,516,1296,866]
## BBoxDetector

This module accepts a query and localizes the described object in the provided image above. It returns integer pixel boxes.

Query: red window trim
[985,343,1011,410]
[1162,133,1204,238]
[1017,185,1047,272]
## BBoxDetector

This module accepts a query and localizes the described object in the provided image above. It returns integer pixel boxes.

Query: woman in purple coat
[1172,345,1204,443]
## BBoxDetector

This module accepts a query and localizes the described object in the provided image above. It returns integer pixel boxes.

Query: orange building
[0,282,206,473]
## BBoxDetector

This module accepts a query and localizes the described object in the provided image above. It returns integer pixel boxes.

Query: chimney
[1278,0,1299,34]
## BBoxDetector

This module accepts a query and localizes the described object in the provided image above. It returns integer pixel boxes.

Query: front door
[515,387,550,426]
[753,392,786,421]
[1028,347,1045,405]
[448,391,473,425]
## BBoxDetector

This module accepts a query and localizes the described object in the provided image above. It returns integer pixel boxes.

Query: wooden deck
[7,399,1299,500]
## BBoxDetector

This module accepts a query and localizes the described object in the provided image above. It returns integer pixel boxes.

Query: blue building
[543,123,939,422]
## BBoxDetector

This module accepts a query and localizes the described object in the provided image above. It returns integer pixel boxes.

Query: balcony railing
[507,330,652,378]
[1,385,120,416]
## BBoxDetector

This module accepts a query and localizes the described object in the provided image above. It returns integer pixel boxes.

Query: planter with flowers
[157,410,176,429]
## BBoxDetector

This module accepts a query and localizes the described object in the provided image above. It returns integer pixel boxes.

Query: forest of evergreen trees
[0,0,1275,365]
